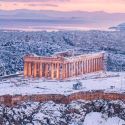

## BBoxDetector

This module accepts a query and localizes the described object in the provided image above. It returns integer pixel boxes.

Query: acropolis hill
[1,51,125,107]
[24,51,105,80]
[0,51,125,106]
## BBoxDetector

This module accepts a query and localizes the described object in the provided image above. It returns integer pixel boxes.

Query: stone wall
[0,91,125,106]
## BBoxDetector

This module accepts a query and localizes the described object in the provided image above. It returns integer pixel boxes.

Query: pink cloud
[0,0,125,13]
[0,0,70,2]
[27,3,58,7]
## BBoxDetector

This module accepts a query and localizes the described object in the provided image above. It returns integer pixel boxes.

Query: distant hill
[0,10,125,30]
[109,23,125,31]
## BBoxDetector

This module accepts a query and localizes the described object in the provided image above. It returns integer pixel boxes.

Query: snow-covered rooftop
[0,71,125,96]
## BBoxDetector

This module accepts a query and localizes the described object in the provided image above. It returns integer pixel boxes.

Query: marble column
[90,59,92,73]
[97,58,99,71]
[91,59,93,72]
[24,62,28,77]
[33,62,37,78]
[45,64,48,77]
[67,63,69,77]
[28,62,32,77]
[94,58,96,71]
[88,59,90,73]
[40,63,43,77]
[75,62,77,76]
[99,57,101,70]
[89,59,91,73]
[51,63,54,79]
[70,63,72,77]
[77,61,79,75]
[95,58,97,72]
[56,63,60,80]
[62,64,66,79]
[86,59,89,73]
[101,57,103,70]
[77,61,80,75]
[73,62,75,76]
[97,58,101,71]
[65,63,67,78]
[80,61,83,75]
[82,60,85,74]
[84,60,86,74]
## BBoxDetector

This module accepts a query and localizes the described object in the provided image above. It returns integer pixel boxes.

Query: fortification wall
[0,91,125,106]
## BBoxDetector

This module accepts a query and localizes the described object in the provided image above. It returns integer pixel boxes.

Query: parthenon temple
[24,51,105,80]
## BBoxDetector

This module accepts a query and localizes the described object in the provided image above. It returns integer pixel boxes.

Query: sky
[0,0,125,13]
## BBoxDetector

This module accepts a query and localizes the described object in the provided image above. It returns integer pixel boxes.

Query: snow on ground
[0,71,125,95]
[84,112,125,125]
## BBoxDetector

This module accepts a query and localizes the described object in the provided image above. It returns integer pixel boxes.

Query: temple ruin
[24,51,105,80]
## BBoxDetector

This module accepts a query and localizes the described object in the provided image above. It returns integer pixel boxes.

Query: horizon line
[0,9,125,14]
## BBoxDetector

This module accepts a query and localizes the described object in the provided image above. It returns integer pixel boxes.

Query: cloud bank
[0,0,125,13]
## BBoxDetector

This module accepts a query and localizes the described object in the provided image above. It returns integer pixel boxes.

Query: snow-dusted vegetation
[0,30,125,76]
[0,100,125,125]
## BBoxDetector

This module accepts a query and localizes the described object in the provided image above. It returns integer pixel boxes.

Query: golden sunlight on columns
[65,63,68,78]
[77,61,79,75]
[67,63,71,77]
[80,61,83,75]
[78,61,80,75]
[33,62,37,78]
[75,62,77,76]
[101,57,104,70]
[85,60,86,73]
[88,59,90,73]
[89,59,91,73]
[92,58,94,72]
[51,63,54,79]
[28,62,32,77]
[69,63,71,77]
[73,62,75,76]
[97,58,99,71]
[62,64,66,79]
[85,59,88,73]
[91,59,93,72]
[82,60,84,74]
[79,61,81,75]
[95,57,98,71]
[76,62,79,76]
[40,63,43,78]
[72,63,74,76]
[70,63,73,77]
[56,63,60,80]
[97,58,101,71]
[67,63,69,77]
[24,62,28,77]
[86,59,89,73]
[99,57,102,71]
[94,58,96,72]
[45,64,48,77]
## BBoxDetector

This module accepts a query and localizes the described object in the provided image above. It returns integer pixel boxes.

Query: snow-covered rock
[0,99,125,125]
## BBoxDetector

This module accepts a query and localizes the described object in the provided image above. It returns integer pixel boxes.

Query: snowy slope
[84,112,125,125]
[0,72,125,96]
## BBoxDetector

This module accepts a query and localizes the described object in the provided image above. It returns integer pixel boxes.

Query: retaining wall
[0,91,125,106]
